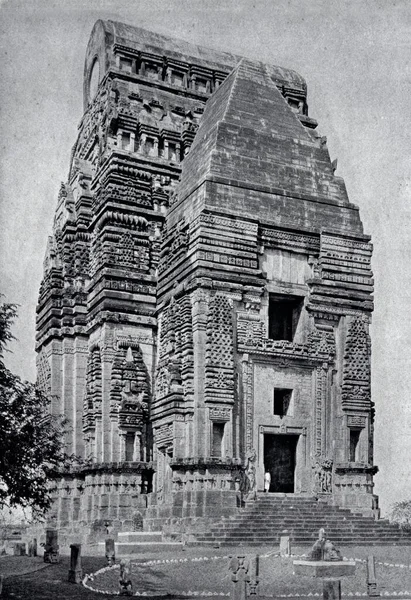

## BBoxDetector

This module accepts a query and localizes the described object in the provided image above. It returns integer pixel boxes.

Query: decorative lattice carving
[155,295,194,401]
[342,317,371,411]
[205,294,234,402]
[36,351,51,397]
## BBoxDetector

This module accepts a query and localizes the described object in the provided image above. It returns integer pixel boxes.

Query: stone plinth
[293,560,356,578]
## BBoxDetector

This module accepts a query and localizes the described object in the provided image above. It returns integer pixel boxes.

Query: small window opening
[172,71,184,87]
[125,432,135,461]
[273,388,293,417]
[120,57,133,73]
[145,137,155,155]
[269,295,303,341]
[122,132,131,150]
[168,142,177,161]
[287,97,303,114]
[212,422,225,457]
[349,429,361,462]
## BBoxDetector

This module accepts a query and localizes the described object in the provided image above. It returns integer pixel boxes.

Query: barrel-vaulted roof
[83,20,307,109]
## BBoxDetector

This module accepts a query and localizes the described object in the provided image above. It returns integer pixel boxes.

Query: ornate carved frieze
[308,232,374,314]
[312,458,333,494]
[209,406,231,421]
[241,356,254,452]
[238,333,335,364]
[109,344,150,431]
[347,415,366,428]
[260,227,320,254]
[157,219,189,277]
[155,422,173,447]
[83,347,102,444]
[237,312,266,347]
[189,213,258,235]
[154,294,194,404]
[314,365,328,457]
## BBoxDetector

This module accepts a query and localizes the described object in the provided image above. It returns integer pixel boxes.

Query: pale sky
[0,0,410,515]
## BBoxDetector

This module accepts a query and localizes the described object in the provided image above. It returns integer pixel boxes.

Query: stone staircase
[189,495,411,546]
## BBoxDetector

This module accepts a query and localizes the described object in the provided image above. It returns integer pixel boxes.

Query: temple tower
[36,20,376,537]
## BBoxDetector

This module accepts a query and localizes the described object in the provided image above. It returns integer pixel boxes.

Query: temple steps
[188,495,411,546]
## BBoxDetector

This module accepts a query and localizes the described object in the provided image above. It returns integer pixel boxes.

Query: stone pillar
[101,333,115,463]
[44,529,59,563]
[248,555,259,596]
[119,432,127,462]
[28,538,37,557]
[191,290,209,457]
[139,133,147,153]
[130,132,136,152]
[68,544,82,584]
[50,340,63,416]
[229,555,249,600]
[280,534,291,557]
[366,556,379,597]
[133,433,141,461]
[62,339,75,454]
[73,339,87,457]
[105,538,115,566]
[117,131,123,148]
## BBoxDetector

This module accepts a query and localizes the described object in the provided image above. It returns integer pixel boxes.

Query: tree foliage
[390,500,411,531]
[0,301,66,515]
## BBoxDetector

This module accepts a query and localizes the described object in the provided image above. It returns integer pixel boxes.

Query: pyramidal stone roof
[177,58,349,208]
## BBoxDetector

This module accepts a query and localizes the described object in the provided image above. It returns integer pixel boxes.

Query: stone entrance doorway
[263,434,299,493]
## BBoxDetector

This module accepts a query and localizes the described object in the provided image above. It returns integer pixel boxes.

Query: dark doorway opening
[263,434,298,493]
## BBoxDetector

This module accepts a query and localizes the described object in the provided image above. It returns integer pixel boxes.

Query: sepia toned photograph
[0,1,410,597]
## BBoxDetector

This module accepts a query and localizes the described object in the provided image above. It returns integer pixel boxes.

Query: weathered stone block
[323,578,341,600]
[293,561,355,578]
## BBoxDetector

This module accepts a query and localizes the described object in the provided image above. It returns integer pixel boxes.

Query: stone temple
[36,20,377,542]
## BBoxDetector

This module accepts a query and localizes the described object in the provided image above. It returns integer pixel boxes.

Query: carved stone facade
[36,20,377,537]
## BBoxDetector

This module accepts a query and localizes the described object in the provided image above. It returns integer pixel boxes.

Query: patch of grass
[87,548,411,597]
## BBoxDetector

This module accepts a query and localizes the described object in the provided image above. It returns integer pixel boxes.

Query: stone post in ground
[280,532,291,557]
[68,544,82,584]
[229,556,250,600]
[119,558,133,596]
[28,538,37,557]
[105,538,115,566]
[248,554,259,596]
[13,542,26,556]
[44,529,59,563]
[366,556,380,597]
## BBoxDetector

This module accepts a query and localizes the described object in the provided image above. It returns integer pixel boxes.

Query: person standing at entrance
[264,470,271,493]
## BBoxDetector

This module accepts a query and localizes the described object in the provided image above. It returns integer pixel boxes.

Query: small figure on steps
[264,470,271,493]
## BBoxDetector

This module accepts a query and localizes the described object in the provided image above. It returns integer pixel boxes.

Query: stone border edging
[82,552,411,598]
